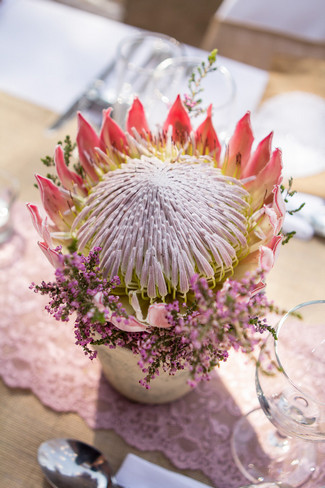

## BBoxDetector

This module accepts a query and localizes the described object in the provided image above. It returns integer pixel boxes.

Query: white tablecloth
[0,0,268,125]
[217,0,325,43]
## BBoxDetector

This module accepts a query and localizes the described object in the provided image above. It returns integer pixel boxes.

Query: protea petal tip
[163,95,192,142]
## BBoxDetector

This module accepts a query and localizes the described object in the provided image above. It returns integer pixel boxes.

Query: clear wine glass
[111,32,184,129]
[231,300,325,487]
[147,56,236,144]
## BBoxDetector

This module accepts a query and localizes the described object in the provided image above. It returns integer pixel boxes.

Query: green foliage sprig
[281,177,305,245]
[34,135,83,188]
[183,49,218,117]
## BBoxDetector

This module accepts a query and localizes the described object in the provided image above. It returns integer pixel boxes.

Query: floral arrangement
[28,61,286,386]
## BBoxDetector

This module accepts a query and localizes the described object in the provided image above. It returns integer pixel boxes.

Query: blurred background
[51,0,325,69]
[52,0,220,47]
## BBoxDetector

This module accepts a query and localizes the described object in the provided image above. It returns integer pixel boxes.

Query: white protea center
[74,155,251,299]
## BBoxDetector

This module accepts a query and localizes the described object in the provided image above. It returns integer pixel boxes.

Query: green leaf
[208,49,218,64]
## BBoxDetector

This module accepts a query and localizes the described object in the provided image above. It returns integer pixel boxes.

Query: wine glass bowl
[148,56,236,142]
[112,32,184,128]
[256,300,325,442]
[232,300,325,486]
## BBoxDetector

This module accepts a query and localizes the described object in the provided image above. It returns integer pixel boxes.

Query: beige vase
[96,345,192,404]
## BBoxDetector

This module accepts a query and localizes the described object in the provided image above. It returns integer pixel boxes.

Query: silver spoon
[240,484,293,487]
[38,438,124,488]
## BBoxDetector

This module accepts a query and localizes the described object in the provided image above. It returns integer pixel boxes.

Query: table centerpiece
[28,53,288,403]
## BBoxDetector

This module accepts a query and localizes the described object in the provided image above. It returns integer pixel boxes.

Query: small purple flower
[31,245,278,387]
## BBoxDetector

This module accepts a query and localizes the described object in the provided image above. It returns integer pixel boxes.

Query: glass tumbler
[112,32,184,128]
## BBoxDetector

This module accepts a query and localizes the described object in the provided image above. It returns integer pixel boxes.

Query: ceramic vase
[96,345,192,404]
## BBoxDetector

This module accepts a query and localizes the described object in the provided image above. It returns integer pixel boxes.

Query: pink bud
[76,113,100,182]
[110,315,148,332]
[54,145,86,194]
[26,203,43,236]
[195,105,221,160]
[126,97,150,136]
[246,149,283,209]
[163,95,192,142]
[242,132,273,178]
[224,112,254,176]
[35,174,74,230]
[99,108,129,153]
[147,303,171,328]
[259,235,283,271]
[38,241,61,268]
[27,203,53,247]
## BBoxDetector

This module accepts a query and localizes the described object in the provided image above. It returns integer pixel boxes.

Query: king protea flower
[28,95,284,332]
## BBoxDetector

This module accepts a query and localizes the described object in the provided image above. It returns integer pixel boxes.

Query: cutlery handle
[48,96,90,131]
[48,58,116,131]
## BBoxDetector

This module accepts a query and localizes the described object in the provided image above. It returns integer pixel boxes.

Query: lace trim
[0,204,324,487]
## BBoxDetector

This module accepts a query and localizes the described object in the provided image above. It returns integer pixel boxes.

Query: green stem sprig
[34,135,83,188]
[280,177,305,245]
[183,49,218,117]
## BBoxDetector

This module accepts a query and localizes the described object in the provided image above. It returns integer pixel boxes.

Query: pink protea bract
[28,96,284,331]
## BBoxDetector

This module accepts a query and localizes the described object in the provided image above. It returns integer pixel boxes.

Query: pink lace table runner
[1,204,324,488]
